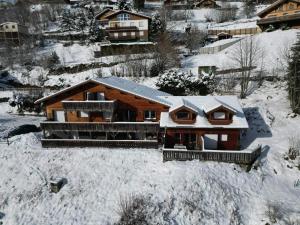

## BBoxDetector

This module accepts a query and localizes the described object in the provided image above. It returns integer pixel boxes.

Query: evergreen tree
[243,0,256,18]
[61,9,75,32]
[149,12,166,41]
[287,33,300,113]
[118,0,131,10]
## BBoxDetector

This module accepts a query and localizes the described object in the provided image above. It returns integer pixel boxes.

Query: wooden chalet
[257,0,300,30]
[94,9,150,42]
[35,76,249,151]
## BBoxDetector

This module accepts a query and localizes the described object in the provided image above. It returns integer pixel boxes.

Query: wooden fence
[208,27,261,36]
[41,139,158,149]
[198,38,241,54]
[163,145,262,164]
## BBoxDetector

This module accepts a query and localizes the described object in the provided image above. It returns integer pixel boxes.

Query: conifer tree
[287,33,300,113]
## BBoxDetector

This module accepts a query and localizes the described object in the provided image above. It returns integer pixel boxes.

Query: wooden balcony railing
[163,145,262,164]
[41,139,158,149]
[257,13,300,25]
[41,122,160,133]
[62,100,116,112]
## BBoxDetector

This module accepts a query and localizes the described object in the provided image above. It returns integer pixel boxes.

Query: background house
[257,0,300,30]
[0,22,28,45]
[95,9,150,42]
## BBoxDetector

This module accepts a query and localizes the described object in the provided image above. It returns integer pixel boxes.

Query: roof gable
[102,10,151,20]
[257,0,300,17]
[35,76,172,106]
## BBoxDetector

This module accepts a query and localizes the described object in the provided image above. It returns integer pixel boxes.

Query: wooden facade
[36,77,248,152]
[257,0,300,30]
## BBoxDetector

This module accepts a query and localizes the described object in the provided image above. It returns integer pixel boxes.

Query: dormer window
[176,110,190,120]
[117,13,130,21]
[213,112,226,119]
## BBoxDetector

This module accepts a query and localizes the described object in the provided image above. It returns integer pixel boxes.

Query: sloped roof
[257,0,300,17]
[169,98,200,113]
[35,76,171,105]
[94,8,116,20]
[159,96,248,129]
[96,9,151,20]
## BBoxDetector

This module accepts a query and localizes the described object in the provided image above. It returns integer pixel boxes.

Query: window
[144,110,156,120]
[12,25,15,29]
[117,13,130,21]
[122,32,127,36]
[114,32,118,38]
[130,22,135,27]
[5,25,8,28]
[86,92,105,100]
[289,3,295,9]
[176,110,189,120]
[139,21,143,27]
[221,134,228,141]
[213,112,226,119]
[131,32,135,37]
[139,31,144,36]
[80,111,89,118]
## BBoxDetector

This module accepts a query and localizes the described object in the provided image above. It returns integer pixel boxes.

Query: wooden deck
[41,139,158,148]
[163,145,262,164]
[41,122,160,132]
[257,13,300,25]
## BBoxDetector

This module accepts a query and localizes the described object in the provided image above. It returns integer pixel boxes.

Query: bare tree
[231,36,263,98]
[185,26,207,53]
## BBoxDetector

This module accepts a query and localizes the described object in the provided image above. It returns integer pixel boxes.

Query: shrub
[115,194,149,225]
[265,202,283,224]
[156,69,213,96]
[9,93,42,114]
[288,136,300,160]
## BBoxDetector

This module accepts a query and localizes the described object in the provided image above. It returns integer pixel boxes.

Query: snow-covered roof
[257,0,300,17]
[93,76,171,105]
[35,76,171,106]
[160,96,248,129]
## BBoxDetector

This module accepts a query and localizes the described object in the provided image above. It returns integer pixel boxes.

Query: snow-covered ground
[182,29,298,75]
[0,81,299,225]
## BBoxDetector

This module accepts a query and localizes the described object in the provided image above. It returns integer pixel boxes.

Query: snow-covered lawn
[0,82,299,225]
[182,29,298,75]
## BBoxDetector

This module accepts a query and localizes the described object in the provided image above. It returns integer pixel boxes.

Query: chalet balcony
[106,26,138,32]
[40,121,160,133]
[62,100,116,112]
[257,13,300,25]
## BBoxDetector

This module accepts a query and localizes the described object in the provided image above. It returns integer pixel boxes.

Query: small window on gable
[176,110,189,120]
[213,112,226,119]
[79,111,89,118]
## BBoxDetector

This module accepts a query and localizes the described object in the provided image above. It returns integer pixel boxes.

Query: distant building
[257,0,300,30]
[194,0,220,8]
[95,9,150,42]
[0,22,28,45]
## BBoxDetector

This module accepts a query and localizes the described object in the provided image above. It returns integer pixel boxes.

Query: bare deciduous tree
[231,36,263,98]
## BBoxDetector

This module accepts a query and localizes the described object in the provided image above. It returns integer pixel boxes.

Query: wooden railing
[41,122,160,132]
[41,139,158,148]
[257,13,300,25]
[163,145,262,164]
[62,100,116,112]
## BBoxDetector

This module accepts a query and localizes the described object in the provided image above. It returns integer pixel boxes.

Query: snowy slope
[182,29,298,74]
[0,81,299,225]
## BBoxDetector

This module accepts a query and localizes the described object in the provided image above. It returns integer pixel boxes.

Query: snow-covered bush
[115,194,150,225]
[288,136,300,160]
[156,69,213,96]
[265,202,283,224]
[9,93,42,114]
